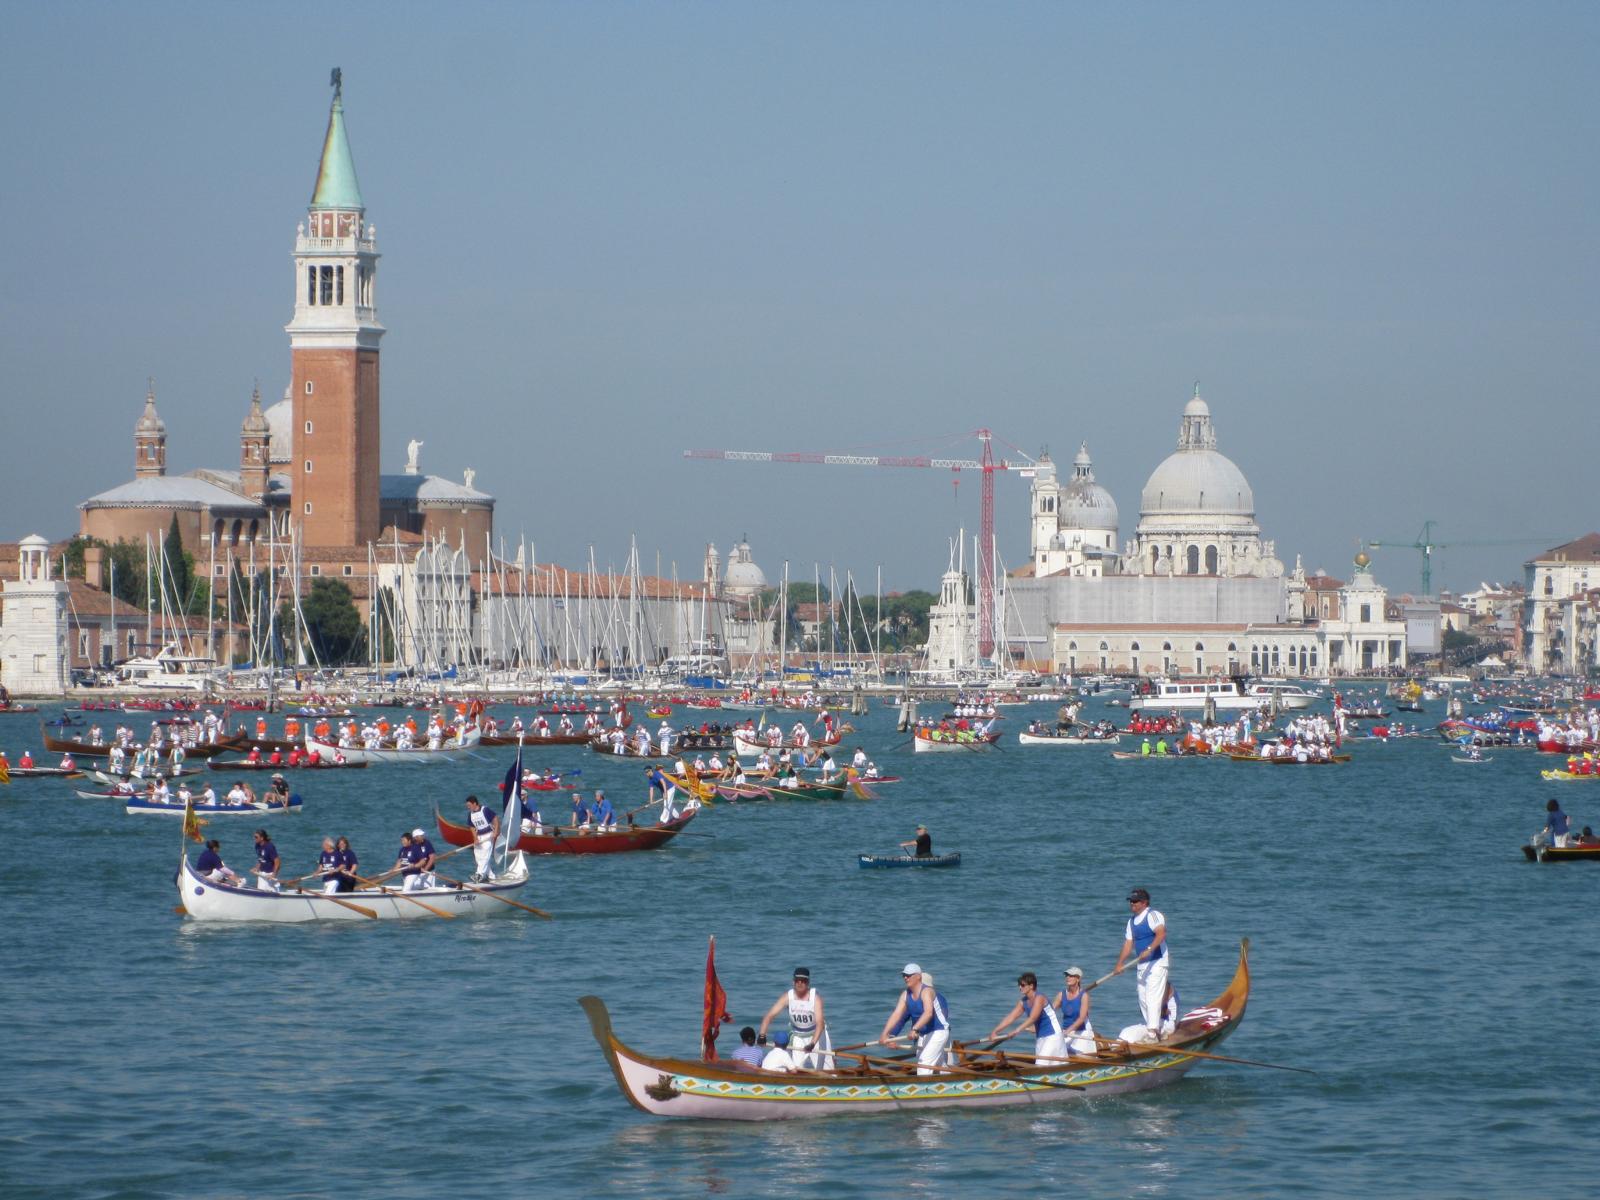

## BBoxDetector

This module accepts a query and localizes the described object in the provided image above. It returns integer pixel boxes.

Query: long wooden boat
[435,808,696,855]
[581,940,1250,1120]
[177,850,531,921]
[1523,841,1600,862]
[1017,730,1121,747]
[858,851,961,868]
[912,731,1000,753]
[41,729,246,759]
[480,731,593,747]
[4,766,85,779]
[731,731,843,758]
[303,729,480,765]
[1225,752,1351,764]
[205,758,369,771]
[128,794,302,817]
[1540,769,1600,782]
[589,737,672,759]
[1450,755,1493,764]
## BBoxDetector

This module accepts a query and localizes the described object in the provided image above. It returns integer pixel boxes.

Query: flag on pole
[181,798,207,844]
[702,935,732,1061]
[0,757,10,785]
[498,736,525,864]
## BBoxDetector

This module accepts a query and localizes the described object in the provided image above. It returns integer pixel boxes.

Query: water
[2,700,1594,1199]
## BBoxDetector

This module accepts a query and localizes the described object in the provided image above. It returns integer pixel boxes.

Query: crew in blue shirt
[252,829,281,891]
[593,790,616,831]
[195,839,242,886]
[332,836,360,893]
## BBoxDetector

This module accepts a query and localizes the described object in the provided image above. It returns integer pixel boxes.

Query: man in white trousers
[464,795,499,882]
[1113,887,1171,1036]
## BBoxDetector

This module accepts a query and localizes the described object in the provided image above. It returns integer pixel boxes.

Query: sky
[2,1,1595,597]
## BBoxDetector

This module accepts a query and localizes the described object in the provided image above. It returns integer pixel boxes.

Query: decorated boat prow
[581,940,1251,1120]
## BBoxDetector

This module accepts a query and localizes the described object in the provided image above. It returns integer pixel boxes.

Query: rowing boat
[912,731,1000,753]
[41,729,246,759]
[1540,769,1600,782]
[1017,730,1121,747]
[435,809,696,855]
[204,757,368,771]
[580,940,1250,1119]
[303,729,480,764]
[858,852,961,868]
[480,732,593,747]
[1522,842,1600,862]
[1450,755,1493,764]
[731,731,843,758]
[128,794,302,816]
[3,766,85,779]
[177,850,531,921]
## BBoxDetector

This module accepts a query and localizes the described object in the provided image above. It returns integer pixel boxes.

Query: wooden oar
[834,1048,1085,1092]
[431,871,553,920]
[287,886,378,919]
[350,873,457,919]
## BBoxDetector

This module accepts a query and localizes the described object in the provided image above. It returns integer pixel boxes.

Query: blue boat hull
[858,852,961,869]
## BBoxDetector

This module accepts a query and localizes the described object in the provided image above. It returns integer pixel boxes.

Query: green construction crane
[1365,522,1556,598]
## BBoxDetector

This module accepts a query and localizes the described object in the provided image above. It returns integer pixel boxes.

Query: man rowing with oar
[879,964,951,1076]
[1112,887,1172,1038]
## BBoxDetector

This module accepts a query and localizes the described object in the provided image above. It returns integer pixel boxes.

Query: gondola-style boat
[1017,730,1121,747]
[1450,755,1493,764]
[912,731,1000,753]
[714,778,854,801]
[1523,841,1600,862]
[128,793,302,816]
[1225,751,1351,764]
[0,703,40,714]
[205,757,369,771]
[589,737,672,759]
[1110,750,1199,761]
[42,729,246,759]
[303,729,480,765]
[1540,768,1600,782]
[177,850,531,921]
[480,731,593,747]
[435,808,696,855]
[730,731,843,758]
[858,851,961,868]
[3,766,85,779]
[581,940,1251,1120]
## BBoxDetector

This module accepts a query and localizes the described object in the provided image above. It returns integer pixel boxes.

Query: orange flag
[702,936,732,1061]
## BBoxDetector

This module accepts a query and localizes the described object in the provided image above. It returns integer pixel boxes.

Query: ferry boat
[1129,677,1313,713]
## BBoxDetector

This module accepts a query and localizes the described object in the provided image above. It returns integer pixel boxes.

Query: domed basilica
[992,386,1406,679]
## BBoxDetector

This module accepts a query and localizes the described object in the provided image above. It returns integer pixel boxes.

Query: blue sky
[2,1,1594,596]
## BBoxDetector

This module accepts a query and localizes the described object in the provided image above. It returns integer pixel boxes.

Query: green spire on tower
[310,67,363,211]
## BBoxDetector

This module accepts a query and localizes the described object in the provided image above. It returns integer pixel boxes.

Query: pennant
[181,798,207,844]
[702,935,732,1061]
[498,736,525,863]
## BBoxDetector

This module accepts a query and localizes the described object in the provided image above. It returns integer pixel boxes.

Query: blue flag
[498,737,524,864]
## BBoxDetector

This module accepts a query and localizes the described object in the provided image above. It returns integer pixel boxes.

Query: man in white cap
[409,826,437,887]
[879,964,951,1075]
[1113,887,1170,1036]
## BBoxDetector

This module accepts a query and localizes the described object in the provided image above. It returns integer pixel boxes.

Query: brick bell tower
[288,68,383,547]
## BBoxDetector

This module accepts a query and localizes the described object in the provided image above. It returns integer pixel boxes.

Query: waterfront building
[1523,533,1600,675]
[989,386,1407,678]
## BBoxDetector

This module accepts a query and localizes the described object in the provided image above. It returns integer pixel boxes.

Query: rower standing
[252,829,281,892]
[464,795,500,882]
[332,836,360,893]
[1055,966,1096,1055]
[1112,888,1171,1037]
[879,964,951,1075]
[757,967,833,1069]
[410,827,438,887]
[316,837,340,893]
[593,790,617,831]
[395,831,430,892]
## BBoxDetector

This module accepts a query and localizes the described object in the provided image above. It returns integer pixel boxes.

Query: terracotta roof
[1532,533,1600,563]
[1307,574,1344,590]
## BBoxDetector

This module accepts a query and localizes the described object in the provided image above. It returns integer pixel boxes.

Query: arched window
[1360,604,1372,623]
[247,519,259,543]
[1130,642,1141,651]
[1544,574,1554,596]
[1186,545,1200,575]
[1205,545,1219,575]
[230,519,242,545]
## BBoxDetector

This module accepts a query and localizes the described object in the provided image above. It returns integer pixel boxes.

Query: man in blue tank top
[1113,888,1171,1036]
[879,964,951,1076]
[252,829,281,892]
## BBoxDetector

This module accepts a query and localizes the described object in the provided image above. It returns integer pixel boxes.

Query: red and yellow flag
[181,798,207,844]
[702,936,732,1061]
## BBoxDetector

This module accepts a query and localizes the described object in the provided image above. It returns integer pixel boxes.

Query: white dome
[1141,450,1254,516]
[264,394,293,464]
[1061,443,1118,531]
[723,560,767,594]
[1140,389,1255,517]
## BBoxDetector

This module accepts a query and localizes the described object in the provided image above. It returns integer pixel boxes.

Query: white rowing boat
[303,727,481,765]
[912,731,999,753]
[128,794,301,816]
[177,851,530,921]
[1018,730,1122,747]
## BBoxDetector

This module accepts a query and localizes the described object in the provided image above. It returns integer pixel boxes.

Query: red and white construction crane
[684,430,1036,661]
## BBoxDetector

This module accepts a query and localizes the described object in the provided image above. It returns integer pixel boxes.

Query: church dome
[1139,389,1255,518]
[1059,442,1119,531]
[264,390,293,464]
[722,541,767,596]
